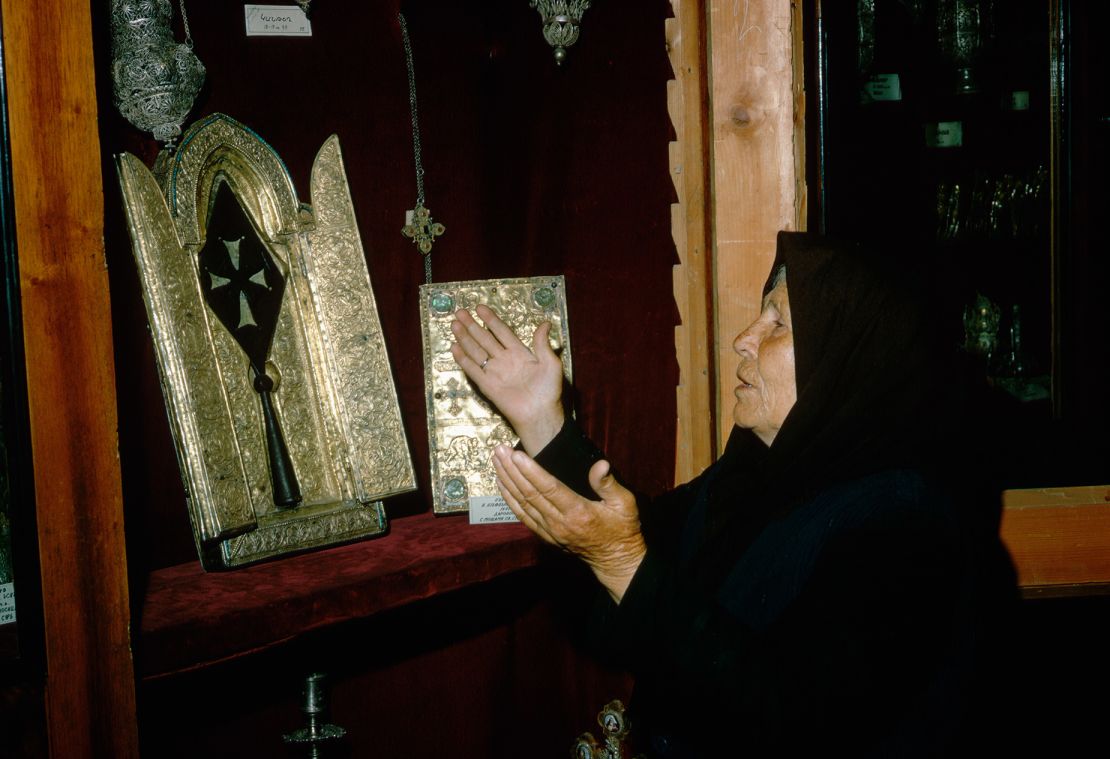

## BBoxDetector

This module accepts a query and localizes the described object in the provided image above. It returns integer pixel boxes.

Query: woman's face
[732,279,797,446]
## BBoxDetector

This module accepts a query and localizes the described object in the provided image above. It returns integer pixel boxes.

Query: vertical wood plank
[0,1,139,756]
[707,0,803,449]
[667,1,716,484]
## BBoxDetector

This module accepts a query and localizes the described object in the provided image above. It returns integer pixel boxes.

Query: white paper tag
[244,5,312,37]
[863,73,902,102]
[925,121,963,148]
[468,496,520,524]
[0,583,15,625]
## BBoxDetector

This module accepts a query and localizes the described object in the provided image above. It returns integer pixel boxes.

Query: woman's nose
[733,326,757,356]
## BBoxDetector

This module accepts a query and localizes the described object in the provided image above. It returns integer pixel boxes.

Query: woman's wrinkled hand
[493,445,646,603]
[450,304,565,455]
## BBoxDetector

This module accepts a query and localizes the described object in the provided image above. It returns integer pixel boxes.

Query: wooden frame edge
[0,2,139,756]
[667,0,716,485]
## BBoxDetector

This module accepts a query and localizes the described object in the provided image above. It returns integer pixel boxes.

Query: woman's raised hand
[450,304,565,455]
[493,445,646,603]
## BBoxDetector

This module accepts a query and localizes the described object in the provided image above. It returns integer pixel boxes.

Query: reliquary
[116,113,415,569]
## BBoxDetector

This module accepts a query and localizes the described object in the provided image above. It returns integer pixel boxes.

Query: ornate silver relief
[110,0,206,146]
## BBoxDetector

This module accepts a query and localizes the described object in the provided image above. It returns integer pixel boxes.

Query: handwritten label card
[244,5,312,37]
[0,583,15,625]
[863,73,902,102]
[925,121,963,148]
[468,496,520,525]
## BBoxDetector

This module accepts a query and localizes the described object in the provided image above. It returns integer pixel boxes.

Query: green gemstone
[443,477,467,500]
[533,287,555,308]
[430,292,455,313]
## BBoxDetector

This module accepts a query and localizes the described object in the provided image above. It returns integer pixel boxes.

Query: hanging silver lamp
[529,0,591,65]
[110,0,206,147]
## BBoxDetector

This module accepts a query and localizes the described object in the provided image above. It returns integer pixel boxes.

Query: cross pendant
[402,204,446,255]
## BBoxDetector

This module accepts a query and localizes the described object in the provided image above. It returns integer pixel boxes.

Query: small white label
[863,73,902,102]
[925,121,963,148]
[244,5,312,37]
[468,496,520,525]
[1010,90,1030,111]
[0,583,15,625]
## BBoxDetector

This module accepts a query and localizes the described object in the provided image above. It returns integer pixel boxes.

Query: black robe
[536,232,1018,757]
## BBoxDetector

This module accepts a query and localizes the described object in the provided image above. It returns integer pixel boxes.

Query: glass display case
[803,0,1108,487]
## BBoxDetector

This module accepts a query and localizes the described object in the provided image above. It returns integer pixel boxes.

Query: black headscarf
[695,231,963,578]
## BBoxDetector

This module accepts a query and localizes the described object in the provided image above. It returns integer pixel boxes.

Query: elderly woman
[451,232,1016,756]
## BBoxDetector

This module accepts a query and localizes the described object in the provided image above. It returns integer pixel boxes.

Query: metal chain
[179,0,194,48]
[395,11,441,284]
[398,13,425,208]
[397,12,434,283]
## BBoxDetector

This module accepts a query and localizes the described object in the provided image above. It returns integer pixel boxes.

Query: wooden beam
[667,1,716,484]
[0,1,139,756]
[1001,485,1110,598]
[706,0,803,449]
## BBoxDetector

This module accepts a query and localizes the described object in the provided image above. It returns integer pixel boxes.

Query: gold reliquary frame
[116,113,416,569]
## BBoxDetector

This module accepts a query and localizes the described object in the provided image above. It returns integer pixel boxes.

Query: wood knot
[730,105,753,127]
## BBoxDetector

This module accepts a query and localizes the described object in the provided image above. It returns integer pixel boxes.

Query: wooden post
[0,1,139,756]
[706,0,805,449]
[667,1,716,484]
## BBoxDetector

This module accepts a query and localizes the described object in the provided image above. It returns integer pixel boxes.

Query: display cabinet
[802,0,1109,489]
[3,0,1107,756]
[807,0,1055,377]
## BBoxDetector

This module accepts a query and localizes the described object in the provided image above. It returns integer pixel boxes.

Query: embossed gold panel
[419,277,571,514]
[116,113,416,568]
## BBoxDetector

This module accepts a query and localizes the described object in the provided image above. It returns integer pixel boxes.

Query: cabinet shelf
[137,511,541,679]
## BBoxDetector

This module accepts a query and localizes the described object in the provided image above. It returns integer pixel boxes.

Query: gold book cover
[419,277,572,514]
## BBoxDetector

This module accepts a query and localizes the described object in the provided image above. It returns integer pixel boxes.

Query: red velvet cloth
[138,512,542,677]
[138,566,635,758]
